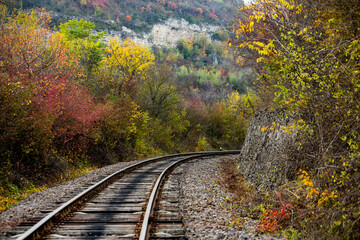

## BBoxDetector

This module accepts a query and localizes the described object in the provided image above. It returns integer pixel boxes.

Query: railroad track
[8,151,240,240]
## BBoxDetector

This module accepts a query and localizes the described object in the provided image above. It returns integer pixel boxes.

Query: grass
[0,183,47,212]
[0,166,96,212]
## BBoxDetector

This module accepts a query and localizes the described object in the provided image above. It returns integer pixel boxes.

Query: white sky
[243,0,255,5]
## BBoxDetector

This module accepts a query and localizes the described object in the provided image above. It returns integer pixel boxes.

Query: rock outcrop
[106,18,220,47]
[238,110,297,190]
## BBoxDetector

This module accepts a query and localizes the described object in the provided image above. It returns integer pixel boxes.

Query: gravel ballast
[177,155,281,240]
[1,154,281,239]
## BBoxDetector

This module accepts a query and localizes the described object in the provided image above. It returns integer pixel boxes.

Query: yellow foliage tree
[231,0,360,238]
[104,37,155,94]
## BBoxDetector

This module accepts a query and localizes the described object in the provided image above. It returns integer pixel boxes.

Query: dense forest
[0,1,256,212]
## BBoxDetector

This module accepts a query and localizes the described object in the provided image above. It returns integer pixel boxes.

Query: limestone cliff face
[238,110,297,190]
[106,18,220,46]
[150,18,220,46]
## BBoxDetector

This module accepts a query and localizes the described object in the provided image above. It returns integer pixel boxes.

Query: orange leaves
[297,169,338,207]
[258,202,292,233]
[258,191,292,233]
[125,14,132,22]
[89,0,110,9]
[1,10,76,85]
[261,126,269,132]
[196,7,203,15]
[297,169,319,199]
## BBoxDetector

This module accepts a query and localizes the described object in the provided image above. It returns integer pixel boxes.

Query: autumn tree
[83,37,156,160]
[231,0,360,238]
[206,91,257,148]
[103,37,154,94]
[139,62,179,118]
[0,6,104,186]
[59,18,105,75]
[137,61,190,152]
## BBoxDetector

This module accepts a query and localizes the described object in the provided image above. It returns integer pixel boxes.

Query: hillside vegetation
[0,3,255,211]
[228,0,360,239]
[6,0,239,32]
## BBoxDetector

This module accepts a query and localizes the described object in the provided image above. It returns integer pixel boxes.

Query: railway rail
[8,151,240,240]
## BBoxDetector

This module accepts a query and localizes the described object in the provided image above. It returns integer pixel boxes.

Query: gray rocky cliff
[238,110,297,190]
[106,18,220,47]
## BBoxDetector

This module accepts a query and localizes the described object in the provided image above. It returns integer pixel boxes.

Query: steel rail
[139,151,240,240]
[16,150,239,240]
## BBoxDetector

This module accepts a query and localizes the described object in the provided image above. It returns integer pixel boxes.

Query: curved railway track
[9,151,240,240]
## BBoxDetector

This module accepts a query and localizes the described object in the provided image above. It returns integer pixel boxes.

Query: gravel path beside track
[177,155,281,240]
